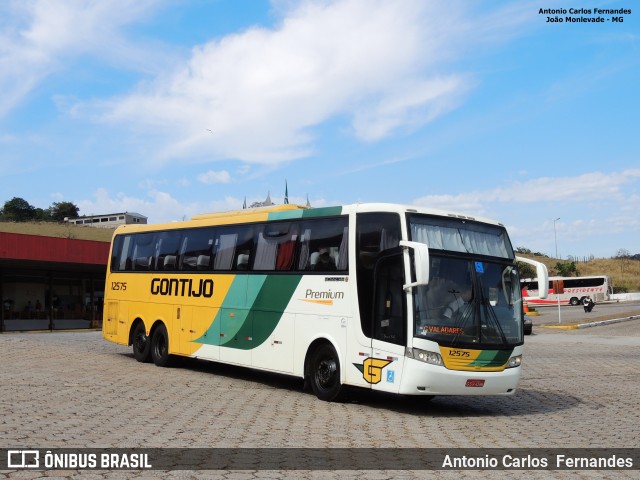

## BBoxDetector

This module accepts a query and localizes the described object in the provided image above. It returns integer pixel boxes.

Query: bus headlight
[507,355,522,368]
[407,348,443,366]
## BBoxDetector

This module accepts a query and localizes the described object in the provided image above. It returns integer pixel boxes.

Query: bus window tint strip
[110,216,349,274]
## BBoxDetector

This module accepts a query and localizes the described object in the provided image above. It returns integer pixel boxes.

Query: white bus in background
[521,275,612,306]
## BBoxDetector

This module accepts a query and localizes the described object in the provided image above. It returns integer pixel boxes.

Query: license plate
[465,379,485,388]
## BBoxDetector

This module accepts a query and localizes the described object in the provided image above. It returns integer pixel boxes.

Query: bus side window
[131,233,156,271]
[111,235,130,272]
[254,222,298,271]
[213,232,238,271]
[355,213,401,339]
[373,252,405,346]
[298,217,348,272]
[276,228,297,271]
[154,231,182,271]
[233,225,256,271]
[180,228,216,271]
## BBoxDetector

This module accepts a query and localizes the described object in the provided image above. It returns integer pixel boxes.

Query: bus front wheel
[151,324,173,367]
[309,343,343,402]
[132,322,151,363]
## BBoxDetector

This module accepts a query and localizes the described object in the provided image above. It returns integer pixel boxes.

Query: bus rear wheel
[570,297,580,306]
[132,322,151,363]
[151,324,173,367]
[309,343,343,402]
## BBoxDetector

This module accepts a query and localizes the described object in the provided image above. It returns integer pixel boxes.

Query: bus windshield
[408,214,514,260]
[413,256,523,348]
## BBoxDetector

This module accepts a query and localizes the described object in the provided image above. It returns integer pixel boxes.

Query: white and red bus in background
[521,275,612,306]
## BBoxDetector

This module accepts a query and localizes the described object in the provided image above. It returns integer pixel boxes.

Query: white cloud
[197,170,231,184]
[0,0,167,117]
[413,169,640,214]
[76,185,332,224]
[88,0,521,165]
[237,165,251,175]
[2,0,533,165]
[77,187,243,224]
[352,75,471,141]
[414,169,640,258]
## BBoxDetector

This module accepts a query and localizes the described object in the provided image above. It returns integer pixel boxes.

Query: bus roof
[192,203,308,220]
[112,202,505,235]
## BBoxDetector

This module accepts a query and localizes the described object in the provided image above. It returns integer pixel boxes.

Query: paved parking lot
[1,318,639,479]
[530,300,640,327]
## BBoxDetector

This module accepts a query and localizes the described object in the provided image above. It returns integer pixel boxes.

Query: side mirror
[399,240,430,291]
[516,256,549,299]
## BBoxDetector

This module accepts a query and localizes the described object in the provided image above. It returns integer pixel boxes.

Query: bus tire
[569,297,580,306]
[309,343,343,402]
[150,323,173,367]
[132,322,151,363]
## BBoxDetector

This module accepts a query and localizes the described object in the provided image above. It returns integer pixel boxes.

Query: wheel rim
[134,331,148,353]
[316,356,337,389]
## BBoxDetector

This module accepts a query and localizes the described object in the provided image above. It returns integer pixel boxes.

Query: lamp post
[553,217,561,323]
[553,217,560,259]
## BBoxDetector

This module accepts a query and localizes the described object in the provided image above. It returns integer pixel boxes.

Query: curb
[540,314,640,330]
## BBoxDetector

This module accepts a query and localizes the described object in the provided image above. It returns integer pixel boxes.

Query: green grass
[0,221,115,242]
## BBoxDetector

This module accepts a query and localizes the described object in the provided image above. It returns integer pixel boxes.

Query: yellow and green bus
[103,203,547,401]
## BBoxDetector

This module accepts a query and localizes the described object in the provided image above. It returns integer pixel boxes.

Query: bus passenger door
[369,252,406,394]
[354,212,404,391]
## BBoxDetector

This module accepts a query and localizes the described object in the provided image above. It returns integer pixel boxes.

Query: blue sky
[1,0,638,259]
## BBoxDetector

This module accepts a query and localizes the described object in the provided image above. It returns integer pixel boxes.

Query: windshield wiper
[478,278,508,346]
[449,289,474,347]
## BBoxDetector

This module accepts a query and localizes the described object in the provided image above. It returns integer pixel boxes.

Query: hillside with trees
[516,247,640,294]
[0,197,79,222]
[0,196,114,242]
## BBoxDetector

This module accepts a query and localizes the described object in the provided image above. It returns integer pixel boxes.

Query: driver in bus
[443,283,473,322]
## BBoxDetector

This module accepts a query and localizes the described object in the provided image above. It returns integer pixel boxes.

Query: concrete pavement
[1,321,639,478]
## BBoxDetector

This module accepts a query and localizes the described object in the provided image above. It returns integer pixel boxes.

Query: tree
[33,207,50,221]
[516,261,536,280]
[1,197,37,222]
[554,261,580,277]
[50,201,79,222]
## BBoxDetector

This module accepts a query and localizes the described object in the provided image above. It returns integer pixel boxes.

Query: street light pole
[553,217,560,259]
[553,217,561,323]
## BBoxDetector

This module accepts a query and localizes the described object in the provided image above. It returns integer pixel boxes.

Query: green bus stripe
[469,350,513,367]
[197,275,302,349]
[268,206,343,221]
[250,275,302,346]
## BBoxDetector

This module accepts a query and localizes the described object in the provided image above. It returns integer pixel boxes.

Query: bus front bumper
[398,357,522,396]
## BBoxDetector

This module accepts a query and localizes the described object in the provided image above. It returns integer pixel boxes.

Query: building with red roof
[1,230,111,332]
